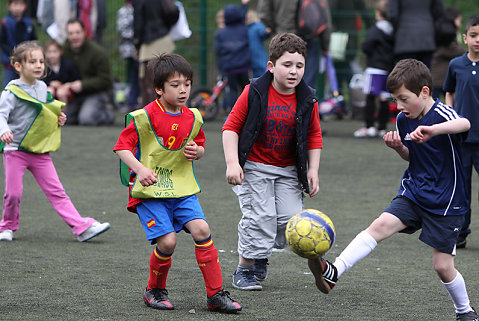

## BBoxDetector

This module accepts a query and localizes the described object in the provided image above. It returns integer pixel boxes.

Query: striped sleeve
[434,101,461,121]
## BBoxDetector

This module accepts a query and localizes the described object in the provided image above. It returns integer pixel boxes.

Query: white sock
[442,271,473,314]
[333,230,377,278]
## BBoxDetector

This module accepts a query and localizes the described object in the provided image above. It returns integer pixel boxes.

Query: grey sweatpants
[234,161,304,259]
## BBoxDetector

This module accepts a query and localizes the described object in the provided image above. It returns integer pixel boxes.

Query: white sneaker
[77,222,110,242]
[0,229,13,241]
[378,129,387,137]
[354,127,377,138]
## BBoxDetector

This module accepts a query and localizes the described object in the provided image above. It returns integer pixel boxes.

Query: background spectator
[63,19,113,125]
[214,0,251,114]
[387,0,444,68]
[44,38,80,103]
[117,0,139,112]
[329,0,374,99]
[133,0,177,105]
[257,0,331,89]
[1,0,37,88]
[246,9,270,78]
[354,0,394,138]
[37,0,77,45]
[430,6,465,99]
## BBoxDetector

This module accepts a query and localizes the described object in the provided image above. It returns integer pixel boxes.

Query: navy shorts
[384,196,464,254]
[136,195,206,244]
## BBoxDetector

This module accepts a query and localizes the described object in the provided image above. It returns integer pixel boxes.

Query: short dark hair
[386,59,432,96]
[465,13,479,34]
[8,0,27,4]
[268,33,307,65]
[148,53,193,94]
[67,18,85,30]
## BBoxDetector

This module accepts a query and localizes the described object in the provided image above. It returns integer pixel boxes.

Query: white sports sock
[442,271,473,314]
[333,230,377,278]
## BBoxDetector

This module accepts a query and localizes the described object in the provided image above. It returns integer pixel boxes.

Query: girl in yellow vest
[114,53,241,313]
[0,41,110,242]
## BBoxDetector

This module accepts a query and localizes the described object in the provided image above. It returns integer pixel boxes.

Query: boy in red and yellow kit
[223,33,323,290]
[114,53,241,313]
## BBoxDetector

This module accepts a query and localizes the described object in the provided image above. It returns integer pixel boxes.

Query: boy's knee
[157,234,177,253]
[191,220,211,240]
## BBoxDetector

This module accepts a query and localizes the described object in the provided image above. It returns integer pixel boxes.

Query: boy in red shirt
[114,53,241,313]
[223,33,323,290]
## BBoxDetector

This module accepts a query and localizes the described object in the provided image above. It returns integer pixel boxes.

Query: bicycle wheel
[187,88,220,121]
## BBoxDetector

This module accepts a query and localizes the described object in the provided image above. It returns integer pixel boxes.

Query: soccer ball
[285,209,335,259]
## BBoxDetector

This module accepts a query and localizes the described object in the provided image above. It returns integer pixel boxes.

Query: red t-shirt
[223,84,322,167]
[114,100,206,212]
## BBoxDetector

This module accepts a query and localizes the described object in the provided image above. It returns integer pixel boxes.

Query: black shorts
[384,196,464,254]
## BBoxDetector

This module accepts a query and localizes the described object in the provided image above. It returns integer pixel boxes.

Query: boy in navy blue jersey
[444,13,479,249]
[309,59,478,321]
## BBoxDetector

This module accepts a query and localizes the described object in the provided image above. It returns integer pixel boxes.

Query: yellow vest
[5,85,64,153]
[129,108,204,199]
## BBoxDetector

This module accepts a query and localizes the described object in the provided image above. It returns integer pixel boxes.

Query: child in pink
[0,41,110,242]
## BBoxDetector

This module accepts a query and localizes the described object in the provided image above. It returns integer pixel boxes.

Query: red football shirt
[223,84,322,167]
[114,100,206,212]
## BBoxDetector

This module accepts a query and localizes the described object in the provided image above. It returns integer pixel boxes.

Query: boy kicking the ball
[309,59,478,321]
[114,53,241,313]
[223,32,323,291]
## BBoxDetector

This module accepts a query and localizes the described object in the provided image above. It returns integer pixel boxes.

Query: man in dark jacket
[63,19,113,125]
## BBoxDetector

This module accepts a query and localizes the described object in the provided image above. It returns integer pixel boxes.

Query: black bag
[160,0,180,28]
[297,0,328,40]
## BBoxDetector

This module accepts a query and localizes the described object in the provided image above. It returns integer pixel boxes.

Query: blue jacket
[214,4,251,74]
[238,71,317,193]
[0,12,36,65]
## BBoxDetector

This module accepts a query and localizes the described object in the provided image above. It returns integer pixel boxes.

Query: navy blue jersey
[443,52,479,143]
[396,99,468,216]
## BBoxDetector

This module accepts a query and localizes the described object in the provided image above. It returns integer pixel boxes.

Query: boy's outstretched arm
[222,130,244,185]
[115,150,157,186]
[307,148,321,197]
[410,118,470,143]
[384,131,409,161]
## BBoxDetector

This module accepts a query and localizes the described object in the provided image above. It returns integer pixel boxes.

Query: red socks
[147,247,172,290]
[195,236,223,297]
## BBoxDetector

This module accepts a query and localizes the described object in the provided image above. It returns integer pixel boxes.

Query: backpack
[297,0,328,40]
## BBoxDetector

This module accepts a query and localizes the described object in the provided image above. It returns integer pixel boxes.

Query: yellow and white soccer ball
[285,209,336,259]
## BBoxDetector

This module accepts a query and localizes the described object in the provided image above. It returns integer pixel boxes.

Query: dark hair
[67,18,85,30]
[10,41,47,78]
[44,38,62,51]
[148,53,193,95]
[465,13,479,34]
[386,59,432,96]
[8,0,27,4]
[435,7,461,46]
[268,33,307,64]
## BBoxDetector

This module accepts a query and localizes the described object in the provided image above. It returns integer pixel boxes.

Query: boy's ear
[154,87,163,97]
[267,61,274,73]
[421,85,430,98]
[462,33,467,44]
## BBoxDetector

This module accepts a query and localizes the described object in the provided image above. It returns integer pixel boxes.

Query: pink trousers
[0,150,95,235]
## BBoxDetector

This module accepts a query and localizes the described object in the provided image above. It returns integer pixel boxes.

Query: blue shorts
[136,195,206,244]
[384,196,464,254]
